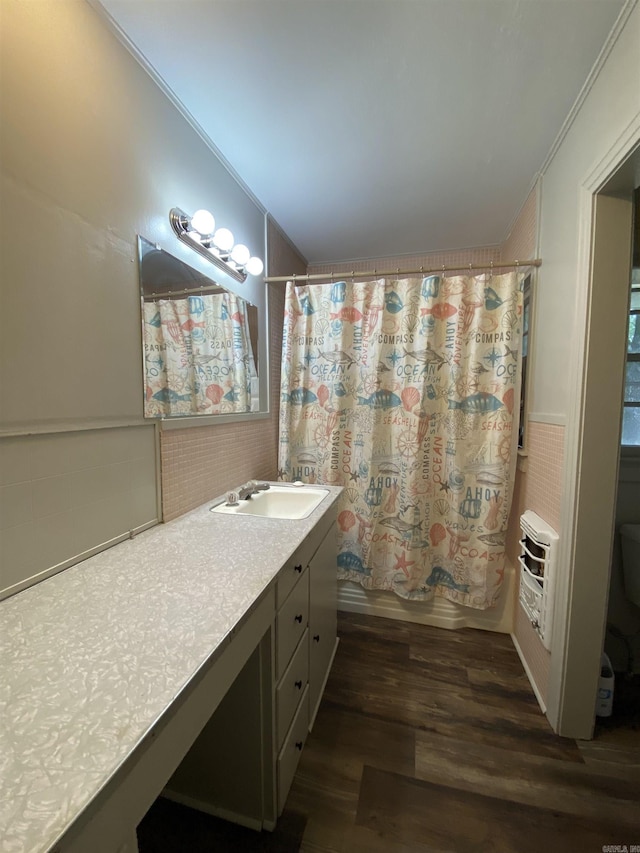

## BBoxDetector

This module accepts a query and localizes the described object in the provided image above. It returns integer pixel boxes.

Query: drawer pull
[295,614,303,623]
[295,679,303,690]
[313,634,320,642]
[294,564,303,573]
[295,741,303,751]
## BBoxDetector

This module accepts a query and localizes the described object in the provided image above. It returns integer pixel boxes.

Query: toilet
[620,524,640,610]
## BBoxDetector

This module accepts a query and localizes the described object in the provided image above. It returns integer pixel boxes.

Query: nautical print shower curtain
[279,274,523,609]
[143,292,256,417]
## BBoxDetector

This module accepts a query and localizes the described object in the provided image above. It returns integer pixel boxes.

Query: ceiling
[97,0,625,265]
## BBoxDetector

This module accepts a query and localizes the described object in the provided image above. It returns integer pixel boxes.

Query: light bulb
[245,256,264,277]
[190,209,215,235]
[230,244,251,266]
[213,227,234,252]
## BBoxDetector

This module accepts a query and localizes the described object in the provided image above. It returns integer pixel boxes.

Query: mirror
[138,236,260,418]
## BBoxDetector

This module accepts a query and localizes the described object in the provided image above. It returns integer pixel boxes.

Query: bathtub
[337,561,516,633]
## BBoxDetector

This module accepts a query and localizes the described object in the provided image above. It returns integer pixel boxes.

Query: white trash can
[596,653,615,717]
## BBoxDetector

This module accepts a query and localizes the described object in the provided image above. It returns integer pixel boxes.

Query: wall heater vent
[518,510,559,650]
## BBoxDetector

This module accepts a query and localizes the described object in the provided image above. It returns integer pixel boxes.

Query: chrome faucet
[235,480,271,502]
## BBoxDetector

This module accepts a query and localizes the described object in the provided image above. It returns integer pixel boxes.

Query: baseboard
[160,790,264,832]
[511,631,547,713]
[337,563,516,634]
[309,638,340,731]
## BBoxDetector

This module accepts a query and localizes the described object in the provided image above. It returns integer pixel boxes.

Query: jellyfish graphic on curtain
[278,273,524,610]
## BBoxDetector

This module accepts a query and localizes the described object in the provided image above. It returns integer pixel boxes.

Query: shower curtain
[279,273,523,609]
[143,292,256,417]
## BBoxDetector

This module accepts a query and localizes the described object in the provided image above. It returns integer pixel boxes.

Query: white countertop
[0,485,341,853]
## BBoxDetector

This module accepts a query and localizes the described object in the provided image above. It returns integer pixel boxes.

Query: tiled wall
[508,420,564,705]
[501,183,539,264]
[514,601,551,703]
[159,220,303,521]
[308,245,501,277]
[0,425,158,598]
[499,181,561,707]
[522,421,564,532]
[508,420,564,562]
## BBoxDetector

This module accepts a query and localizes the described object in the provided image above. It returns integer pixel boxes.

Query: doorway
[548,139,640,739]
[602,188,640,724]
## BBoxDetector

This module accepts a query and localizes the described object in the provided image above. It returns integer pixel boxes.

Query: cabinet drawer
[276,629,309,750]
[277,683,309,811]
[277,569,309,680]
[277,546,312,608]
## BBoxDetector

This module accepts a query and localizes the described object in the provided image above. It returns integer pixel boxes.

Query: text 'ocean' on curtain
[278,274,524,610]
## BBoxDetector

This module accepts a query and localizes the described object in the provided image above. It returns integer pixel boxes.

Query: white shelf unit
[518,510,559,650]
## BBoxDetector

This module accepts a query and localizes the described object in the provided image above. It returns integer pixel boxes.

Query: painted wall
[0,425,158,598]
[534,3,639,419]
[0,0,275,596]
[533,0,640,735]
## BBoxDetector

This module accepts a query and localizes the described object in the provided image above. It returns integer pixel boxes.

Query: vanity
[0,483,342,853]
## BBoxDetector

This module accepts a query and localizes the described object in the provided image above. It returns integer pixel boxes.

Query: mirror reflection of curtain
[143,291,257,416]
[278,274,523,610]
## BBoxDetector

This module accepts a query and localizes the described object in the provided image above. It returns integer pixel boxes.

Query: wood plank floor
[138,611,640,852]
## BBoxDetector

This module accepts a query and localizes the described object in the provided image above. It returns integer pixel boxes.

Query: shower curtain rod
[264,258,541,284]
[142,284,227,301]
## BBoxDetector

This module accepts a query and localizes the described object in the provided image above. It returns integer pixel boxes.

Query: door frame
[546,117,640,738]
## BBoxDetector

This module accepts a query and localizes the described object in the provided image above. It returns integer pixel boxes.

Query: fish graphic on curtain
[279,274,524,610]
[143,291,256,417]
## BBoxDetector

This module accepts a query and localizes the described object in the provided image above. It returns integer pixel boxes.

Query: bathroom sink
[211,485,329,520]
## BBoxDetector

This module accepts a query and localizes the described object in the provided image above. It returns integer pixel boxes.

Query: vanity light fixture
[169,207,264,283]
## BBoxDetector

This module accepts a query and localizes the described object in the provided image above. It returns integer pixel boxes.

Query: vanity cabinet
[276,566,309,682]
[163,509,338,828]
[308,522,338,727]
[274,562,309,809]
[274,517,338,812]
[4,484,343,853]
